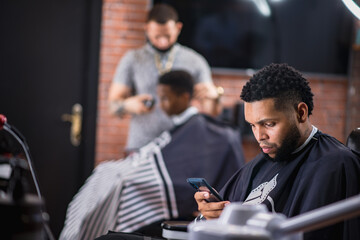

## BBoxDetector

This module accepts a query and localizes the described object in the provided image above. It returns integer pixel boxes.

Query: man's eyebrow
[246,118,277,125]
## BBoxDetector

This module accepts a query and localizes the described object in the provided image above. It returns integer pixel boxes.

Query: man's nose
[254,127,267,141]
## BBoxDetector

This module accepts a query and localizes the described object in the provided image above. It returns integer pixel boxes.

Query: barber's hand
[124,94,155,115]
[193,82,218,100]
[194,191,230,220]
[193,82,223,117]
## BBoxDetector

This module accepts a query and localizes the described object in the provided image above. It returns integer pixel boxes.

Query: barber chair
[162,221,189,240]
[346,127,360,153]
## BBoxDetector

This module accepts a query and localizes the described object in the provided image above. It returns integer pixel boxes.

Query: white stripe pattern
[59,132,176,240]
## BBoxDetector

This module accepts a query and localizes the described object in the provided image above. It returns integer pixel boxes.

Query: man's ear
[182,92,191,103]
[297,102,308,123]
[176,22,183,33]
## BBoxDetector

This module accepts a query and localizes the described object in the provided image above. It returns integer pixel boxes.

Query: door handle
[61,103,82,146]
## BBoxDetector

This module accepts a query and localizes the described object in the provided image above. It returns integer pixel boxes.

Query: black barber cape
[60,113,245,240]
[163,114,245,219]
[220,130,360,240]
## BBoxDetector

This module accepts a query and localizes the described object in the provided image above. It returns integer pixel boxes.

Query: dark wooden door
[0,0,102,237]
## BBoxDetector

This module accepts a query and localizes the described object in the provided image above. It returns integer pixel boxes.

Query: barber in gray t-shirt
[108,4,221,152]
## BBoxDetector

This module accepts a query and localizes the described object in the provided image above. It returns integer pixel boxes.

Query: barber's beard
[147,38,175,53]
[265,123,302,162]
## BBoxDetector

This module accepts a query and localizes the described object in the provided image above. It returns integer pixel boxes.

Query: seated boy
[59,70,245,240]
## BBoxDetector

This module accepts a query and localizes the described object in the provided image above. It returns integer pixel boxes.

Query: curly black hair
[158,70,194,97]
[240,63,314,115]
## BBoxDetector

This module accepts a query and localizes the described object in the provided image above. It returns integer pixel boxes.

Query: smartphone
[187,178,224,202]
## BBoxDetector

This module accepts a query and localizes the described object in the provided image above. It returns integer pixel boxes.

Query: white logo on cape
[243,174,278,208]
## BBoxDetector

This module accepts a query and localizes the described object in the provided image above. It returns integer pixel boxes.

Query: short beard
[266,123,302,162]
[147,39,175,53]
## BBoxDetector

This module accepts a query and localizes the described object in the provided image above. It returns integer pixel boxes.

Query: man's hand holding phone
[194,191,230,220]
[187,178,230,220]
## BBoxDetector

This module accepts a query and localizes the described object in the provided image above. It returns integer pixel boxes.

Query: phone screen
[187,178,224,202]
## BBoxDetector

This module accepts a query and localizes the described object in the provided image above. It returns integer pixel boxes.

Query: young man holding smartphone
[194,63,360,240]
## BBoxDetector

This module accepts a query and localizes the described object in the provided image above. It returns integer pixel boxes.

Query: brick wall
[347,47,360,135]
[346,21,360,136]
[96,0,353,165]
[96,0,151,164]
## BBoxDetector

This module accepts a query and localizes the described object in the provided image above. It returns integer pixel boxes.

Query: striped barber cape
[59,131,177,240]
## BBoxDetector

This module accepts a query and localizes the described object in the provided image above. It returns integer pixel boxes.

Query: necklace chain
[154,47,176,75]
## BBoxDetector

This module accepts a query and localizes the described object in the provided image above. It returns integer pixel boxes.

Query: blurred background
[1,0,359,238]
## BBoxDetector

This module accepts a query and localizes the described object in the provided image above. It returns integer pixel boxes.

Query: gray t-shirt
[113,43,212,150]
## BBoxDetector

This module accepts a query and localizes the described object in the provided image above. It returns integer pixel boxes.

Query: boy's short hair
[158,70,194,97]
